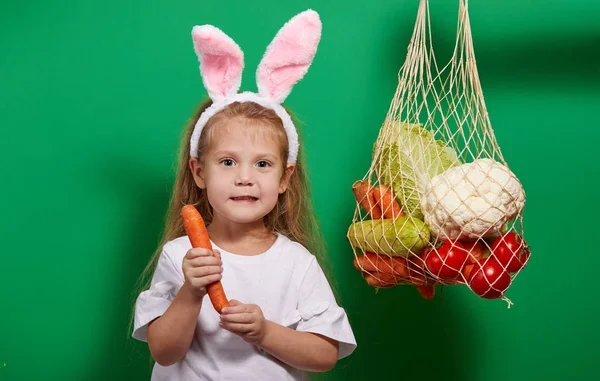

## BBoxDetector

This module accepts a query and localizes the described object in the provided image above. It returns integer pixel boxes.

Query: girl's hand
[181,248,223,299]
[220,300,267,344]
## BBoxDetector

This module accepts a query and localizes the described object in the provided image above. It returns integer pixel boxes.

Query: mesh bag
[347,0,529,306]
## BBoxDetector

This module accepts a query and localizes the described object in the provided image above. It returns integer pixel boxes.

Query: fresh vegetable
[361,271,428,289]
[359,255,431,289]
[491,232,530,272]
[404,253,428,285]
[363,273,395,288]
[352,180,382,219]
[462,263,475,282]
[406,270,427,285]
[372,185,404,219]
[374,121,461,220]
[421,158,526,241]
[463,240,484,264]
[424,241,469,281]
[416,284,435,299]
[364,271,404,284]
[181,205,230,314]
[468,256,512,299]
[347,217,430,257]
[353,252,408,276]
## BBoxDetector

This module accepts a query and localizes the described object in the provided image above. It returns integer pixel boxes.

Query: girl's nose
[235,165,254,186]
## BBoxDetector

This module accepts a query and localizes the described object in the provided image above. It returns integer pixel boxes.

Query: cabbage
[374,121,461,220]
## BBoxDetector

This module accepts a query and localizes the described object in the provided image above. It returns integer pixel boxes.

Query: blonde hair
[131,98,336,321]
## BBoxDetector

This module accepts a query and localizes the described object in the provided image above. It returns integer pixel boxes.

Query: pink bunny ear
[256,9,322,103]
[192,25,244,101]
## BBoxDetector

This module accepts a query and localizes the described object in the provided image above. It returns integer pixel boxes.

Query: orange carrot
[416,285,435,300]
[462,263,475,281]
[391,257,410,277]
[352,180,382,219]
[362,271,405,284]
[404,255,428,286]
[181,204,230,314]
[363,273,394,288]
[406,273,427,286]
[353,252,407,276]
[372,185,404,219]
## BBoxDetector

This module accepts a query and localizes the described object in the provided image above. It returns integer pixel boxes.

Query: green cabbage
[374,121,461,220]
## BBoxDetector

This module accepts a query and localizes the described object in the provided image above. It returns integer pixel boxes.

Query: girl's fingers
[185,248,213,259]
[189,256,222,267]
[192,274,222,287]
[221,312,253,324]
[190,266,223,278]
[221,301,245,314]
[220,321,252,333]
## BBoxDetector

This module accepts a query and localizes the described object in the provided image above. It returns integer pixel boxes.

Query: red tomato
[468,256,512,299]
[425,241,469,281]
[491,232,530,273]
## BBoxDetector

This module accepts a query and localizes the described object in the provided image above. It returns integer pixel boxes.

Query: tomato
[468,256,512,299]
[425,241,469,281]
[491,232,530,273]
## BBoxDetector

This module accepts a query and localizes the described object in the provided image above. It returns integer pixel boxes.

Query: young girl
[132,10,357,380]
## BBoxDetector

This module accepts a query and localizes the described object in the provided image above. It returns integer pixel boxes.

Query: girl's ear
[189,157,207,189]
[279,164,296,194]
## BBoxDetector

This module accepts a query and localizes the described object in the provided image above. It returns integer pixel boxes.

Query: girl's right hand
[182,248,223,299]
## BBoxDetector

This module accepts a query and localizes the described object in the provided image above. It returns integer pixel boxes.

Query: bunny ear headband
[189,9,322,164]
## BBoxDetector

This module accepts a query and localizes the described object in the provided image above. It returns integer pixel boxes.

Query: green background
[1,0,598,380]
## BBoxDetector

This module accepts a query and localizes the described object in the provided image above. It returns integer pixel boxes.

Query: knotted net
[347,0,529,305]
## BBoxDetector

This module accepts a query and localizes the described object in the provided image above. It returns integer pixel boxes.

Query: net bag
[347,0,529,306]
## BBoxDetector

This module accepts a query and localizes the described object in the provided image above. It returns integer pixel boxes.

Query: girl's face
[190,120,294,226]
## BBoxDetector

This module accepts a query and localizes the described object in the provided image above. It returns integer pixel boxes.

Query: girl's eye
[221,159,235,166]
[256,160,271,168]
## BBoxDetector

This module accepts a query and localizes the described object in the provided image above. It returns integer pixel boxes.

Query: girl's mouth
[231,196,258,202]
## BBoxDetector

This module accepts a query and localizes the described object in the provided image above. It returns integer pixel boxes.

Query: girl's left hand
[220,300,268,344]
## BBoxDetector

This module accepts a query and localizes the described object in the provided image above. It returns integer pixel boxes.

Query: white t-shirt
[132,232,357,380]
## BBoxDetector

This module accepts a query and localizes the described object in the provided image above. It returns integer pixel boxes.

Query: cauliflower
[420,158,525,240]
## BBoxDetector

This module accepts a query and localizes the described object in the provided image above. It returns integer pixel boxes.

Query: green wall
[1,0,598,380]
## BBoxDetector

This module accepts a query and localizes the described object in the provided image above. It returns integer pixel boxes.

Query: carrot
[372,185,404,219]
[406,273,427,286]
[416,285,435,300]
[352,180,382,219]
[391,257,410,277]
[181,204,230,314]
[363,271,405,284]
[404,255,428,286]
[353,252,408,276]
[363,273,394,288]
[462,263,475,281]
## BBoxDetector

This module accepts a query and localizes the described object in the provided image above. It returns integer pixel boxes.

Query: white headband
[189,10,322,164]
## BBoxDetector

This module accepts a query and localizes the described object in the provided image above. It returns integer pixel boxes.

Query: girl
[132,10,357,380]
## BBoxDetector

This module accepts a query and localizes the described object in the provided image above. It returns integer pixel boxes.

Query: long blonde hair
[131,98,335,311]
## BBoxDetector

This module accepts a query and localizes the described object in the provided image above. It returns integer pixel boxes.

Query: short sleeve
[292,258,357,359]
[132,244,184,342]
